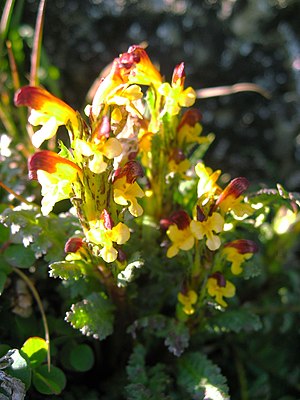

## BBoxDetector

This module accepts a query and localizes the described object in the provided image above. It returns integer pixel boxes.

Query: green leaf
[69,344,94,372]
[21,337,48,368]
[6,349,31,390]
[65,292,115,340]
[208,309,262,334]
[3,244,36,268]
[0,206,80,263]
[126,344,172,400]
[127,315,189,357]
[32,365,66,395]
[49,260,91,280]
[177,352,229,400]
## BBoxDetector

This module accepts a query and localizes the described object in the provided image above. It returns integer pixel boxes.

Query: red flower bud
[101,209,114,230]
[64,237,84,253]
[113,161,144,184]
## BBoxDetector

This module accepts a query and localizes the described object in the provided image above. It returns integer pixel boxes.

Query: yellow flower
[195,162,221,199]
[74,137,122,174]
[86,210,130,263]
[178,290,198,315]
[207,273,236,307]
[177,109,208,147]
[113,161,145,217]
[190,212,224,251]
[14,86,78,148]
[158,63,196,116]
[166,223,195,258]
[215,177,253,218]
[89,58,143,119]
[168,148,190,178]
[28,150,82,215]
[223,239,258,275]
[164,210,194,257]
[118,45,163,87]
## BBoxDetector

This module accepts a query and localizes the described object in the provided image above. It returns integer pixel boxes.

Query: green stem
[12,267,51,371]
[233,346,249,400]
[0,180,32,205]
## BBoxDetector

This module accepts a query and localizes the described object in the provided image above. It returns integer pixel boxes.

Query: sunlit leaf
[177,352,229,400]
[21,337,48,368]
[65,292,115,340]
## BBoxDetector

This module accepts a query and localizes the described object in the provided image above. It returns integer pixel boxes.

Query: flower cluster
[164,163,257,310]
[15,45,258,317]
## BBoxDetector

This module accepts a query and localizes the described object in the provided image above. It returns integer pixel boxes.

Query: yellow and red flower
[215,177,253,218]
[158,62,196,116]
[113,161,145,217]
[177,109,208,147]
[28,150,82,215]
[165,210,195,258]
[207,272,236,308]
[223,239,258,274]
[190,206,224,251]
[85,209,130,263]
[14,86,79,148]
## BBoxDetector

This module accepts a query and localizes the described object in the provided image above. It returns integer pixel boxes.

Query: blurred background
[19,0,300,190]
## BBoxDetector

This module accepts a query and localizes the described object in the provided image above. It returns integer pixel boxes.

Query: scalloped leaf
[208,309,262,334]
[177,352,229,400]
[249,185,299,212]
[127,315,189,357]
[0,206,80,263]
[126,344,171,400]
[49,260,91,280]
[65,292,115,340]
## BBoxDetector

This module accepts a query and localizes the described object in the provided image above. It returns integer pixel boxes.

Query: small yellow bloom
[158,63,196,116]
[166,224,195,258]
[178,290,198,315]
[74,137,122,174]
[113,176,144,217]
[14,86,78,148]
[223,239,258,274]
[86,219,130,263]
[195,162,221,199]
[176,109,208,147]
[190,212,224,251]
[216,177,253,218]
[207,273,236,307]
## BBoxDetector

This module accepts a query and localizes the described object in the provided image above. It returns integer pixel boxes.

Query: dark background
[23,0,300,190]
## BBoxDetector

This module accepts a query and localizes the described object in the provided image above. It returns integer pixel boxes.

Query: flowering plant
[1,38,299,398]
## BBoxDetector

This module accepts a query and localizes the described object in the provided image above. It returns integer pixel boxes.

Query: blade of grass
[30,0,47,86]
[0,0,16,52]
[196,83,271,99]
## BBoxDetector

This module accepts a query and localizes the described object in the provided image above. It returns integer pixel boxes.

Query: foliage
[1,2,300,399]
